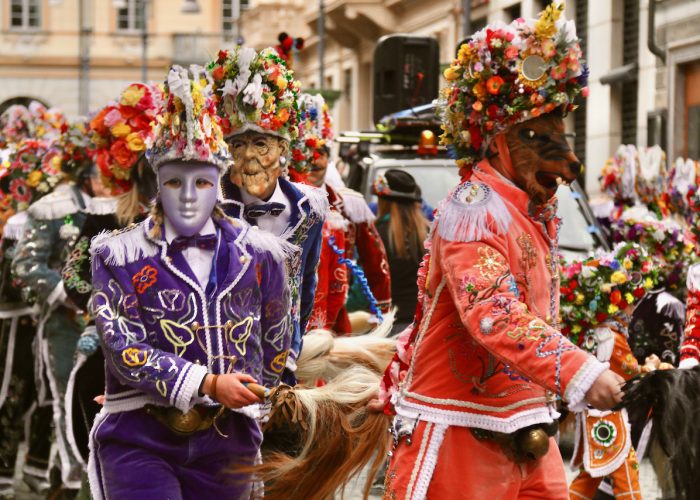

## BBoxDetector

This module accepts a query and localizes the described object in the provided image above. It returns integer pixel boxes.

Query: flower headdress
[0,138,63,211]
[290,93,334,173]
[0,102,66,148]
[609,213,698,297]
[0,105,33,148]
[48,118,93,182]
[89,82,164,195]
[207,46,301,141]
[439,2,588,177]
[560,242,658,346]
[146,65,231,172]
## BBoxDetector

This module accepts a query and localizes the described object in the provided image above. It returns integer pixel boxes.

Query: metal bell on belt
[518,427,550,460]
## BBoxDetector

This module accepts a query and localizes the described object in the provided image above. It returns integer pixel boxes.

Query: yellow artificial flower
[644,277,654,289]
[50,155,62,171]
[26,170,43,187]
[575,293,584,305]
[111,122,131,138]
[622,258,633,270]
[625,292,634,304]
[126,132,145,152]
[608,304,619,314]
[685,242,694,254]
[572,324,582,334]
[276,76,288,90]
[457,44,475,65]
[443,65,461,81]
[121,85,145,107]
[535,2,564,40]
[610,271,627,285]
[601,283,612,293]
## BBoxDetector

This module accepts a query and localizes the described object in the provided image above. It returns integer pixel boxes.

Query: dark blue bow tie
[169,234,217,253]
[244,202,286,219]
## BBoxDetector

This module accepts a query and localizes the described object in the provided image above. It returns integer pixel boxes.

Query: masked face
[227,132,288,200]
[308,149,329,188]
[158,161,219,237]
[503,113,583,205]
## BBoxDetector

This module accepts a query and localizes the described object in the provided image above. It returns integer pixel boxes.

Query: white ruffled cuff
[174,363,208,413]
[564,356,609,412]
[679,357,699,370]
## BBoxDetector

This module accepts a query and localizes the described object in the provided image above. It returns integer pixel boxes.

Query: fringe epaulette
[294,182,330,219]
[437,181,511,243]
[2,211,28,241]
[655,290,685,321]
[90,222,158,266]
[688,263,700,293]
[86,197,118,216]
[325,210,348,231]
[27,190,81,221]
[243,224,300,263]
[338,187,375,224]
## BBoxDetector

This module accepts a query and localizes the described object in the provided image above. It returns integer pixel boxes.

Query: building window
[222,0,248,36]
[621,0,640,146]
[117,0,145,32]
[10,0,41,30]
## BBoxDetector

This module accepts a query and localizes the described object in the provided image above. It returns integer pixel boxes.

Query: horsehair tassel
[328,235,383,321]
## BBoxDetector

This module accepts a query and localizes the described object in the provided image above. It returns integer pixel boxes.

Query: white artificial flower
[581,265,597,278]
[652,229,665,242]
[220,79,237,97]
[242,73,264,109]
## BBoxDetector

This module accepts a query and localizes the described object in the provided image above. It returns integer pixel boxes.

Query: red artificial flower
[469,126,482,151]
[487,104,499,120]
[610,290,622,305]
[110,139,137,168]
[305,137,317,149]
[292,148,305,162]
[212,66,225,81]
[596,312,608,323]
[633,287,645,299]
[486,75,505,95]
[217,50,228,64]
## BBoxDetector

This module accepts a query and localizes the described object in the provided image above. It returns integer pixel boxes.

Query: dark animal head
[501,112,583,205]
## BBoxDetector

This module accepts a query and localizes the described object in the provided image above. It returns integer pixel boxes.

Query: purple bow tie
[244,202,286,220]
[169,234,217,254]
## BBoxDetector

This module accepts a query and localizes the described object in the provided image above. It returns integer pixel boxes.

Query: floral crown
[609,213,698,297]
[146,65,231,172]
[439,2,588,176]
[560,242,658,346]
[49,118,93,182]
[207,46,301,141]
[0,102,67,148]
[0,138,63,211]
[290,93,333,173]
[89,83,164,195]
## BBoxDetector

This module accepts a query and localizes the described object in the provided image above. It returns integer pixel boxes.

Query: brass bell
[170,409,202,434]
[519,428,550,460]
[190,322,200,333]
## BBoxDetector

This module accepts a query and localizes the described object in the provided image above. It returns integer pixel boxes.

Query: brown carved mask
[227,131,289,200]
[491,112,583,206]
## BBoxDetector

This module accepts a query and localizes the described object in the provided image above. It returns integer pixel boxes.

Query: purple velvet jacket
[90,215,295,414]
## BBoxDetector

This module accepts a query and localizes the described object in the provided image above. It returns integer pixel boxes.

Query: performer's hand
[203,373,262,409]
[585,369,625,410]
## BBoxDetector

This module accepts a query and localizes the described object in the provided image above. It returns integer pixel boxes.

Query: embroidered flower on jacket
[476,246,508,280]
[132,265,158,294]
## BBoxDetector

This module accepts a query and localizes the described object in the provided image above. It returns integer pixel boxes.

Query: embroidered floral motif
[122,347,148,367]
[516,232,538,272]
[475,246,508,280]
[132,265,157,294]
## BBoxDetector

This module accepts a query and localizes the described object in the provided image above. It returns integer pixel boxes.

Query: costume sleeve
[259,251,294,387]
[609,331,641,381]
[299,218,323,333]
[61,218,98,311]
[437,237,606,406]
[11,215,64,306]
[354,220,392,313]
[91,252,207,413]
[324,227,347,329]
[681,264,700,368]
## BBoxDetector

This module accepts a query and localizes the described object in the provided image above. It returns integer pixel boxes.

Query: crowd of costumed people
[0,2,698,499]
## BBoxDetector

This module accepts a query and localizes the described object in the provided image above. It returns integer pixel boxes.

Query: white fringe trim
[243,224,300,263]
[294,182,330,219]
[437,181,512,243]
[325,210,348,231]
[411,423,447,500]
[565,357,610,412]
[338,187,375,224]
[655,291,684,320]
[89,222,158,266]
[688,263,700,292]
[27,190,81,221]
[2,211,27,240]
[85,197,118,215]
[64,352,87,467]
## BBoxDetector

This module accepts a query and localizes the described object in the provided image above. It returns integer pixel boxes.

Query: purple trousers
[88,408,262,499]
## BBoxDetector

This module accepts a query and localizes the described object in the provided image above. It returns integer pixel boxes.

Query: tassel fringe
[437,181,511,243]
[89,224,158,266]
[338,188,375,224]
[243,225,300,263]
[86,197,118,216]
[294,182,330,219]
[28,191,81,221]
[2,211,27,241]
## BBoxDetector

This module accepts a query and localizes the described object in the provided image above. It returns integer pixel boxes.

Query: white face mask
[158,161,219,237]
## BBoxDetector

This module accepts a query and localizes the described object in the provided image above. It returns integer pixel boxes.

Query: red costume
[325,184,391,333]
[681,264,700,369]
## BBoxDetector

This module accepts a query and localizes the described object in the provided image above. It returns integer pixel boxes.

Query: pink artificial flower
[505,45,520,60]
[550,63,568,80]
[103,108,123,128]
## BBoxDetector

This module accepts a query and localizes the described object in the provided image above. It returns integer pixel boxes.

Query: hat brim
[376,190,422,202]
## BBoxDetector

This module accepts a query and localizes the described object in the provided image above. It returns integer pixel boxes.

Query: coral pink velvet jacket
[387,160,606,433]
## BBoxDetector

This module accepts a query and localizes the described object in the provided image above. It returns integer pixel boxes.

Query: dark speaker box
[373,35,440,125]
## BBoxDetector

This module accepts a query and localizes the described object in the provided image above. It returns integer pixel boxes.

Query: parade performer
[374,5,626,497]
[10,118,94,493]
[87,64,294,499]
[297,93,392,333]
[560,244,658,499]
[0,134,66,496]
[61,82,162,465]
[208,47,326,378]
